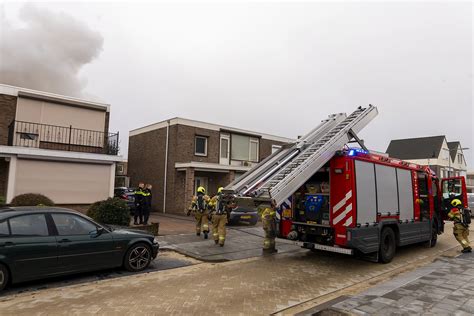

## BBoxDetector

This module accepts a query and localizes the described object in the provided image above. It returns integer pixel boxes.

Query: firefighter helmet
[451,199,462,207]
[197,186,206,194]
[217,187,224,194]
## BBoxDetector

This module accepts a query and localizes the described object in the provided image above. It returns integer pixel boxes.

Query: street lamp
[442,147,470,177]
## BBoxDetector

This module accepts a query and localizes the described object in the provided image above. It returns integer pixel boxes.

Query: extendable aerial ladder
[224,105,378,208]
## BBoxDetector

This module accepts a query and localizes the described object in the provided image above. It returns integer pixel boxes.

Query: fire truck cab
[280,148,468,263]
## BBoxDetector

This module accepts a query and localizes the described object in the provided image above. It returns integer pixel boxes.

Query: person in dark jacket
[134,182,146,225]
[143,184,153,225]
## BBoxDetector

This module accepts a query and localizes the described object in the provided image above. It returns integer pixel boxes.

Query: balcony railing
[8,120,119,155]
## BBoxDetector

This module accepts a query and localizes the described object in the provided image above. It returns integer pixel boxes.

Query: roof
[0,206,80,219]
[129,117,295,143]
[0,84,110,112]
[447,141,460,161]
[386,136,446,160]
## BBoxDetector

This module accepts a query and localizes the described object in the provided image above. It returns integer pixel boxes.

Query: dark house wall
[128,127,168,212]
[0,94,18,146]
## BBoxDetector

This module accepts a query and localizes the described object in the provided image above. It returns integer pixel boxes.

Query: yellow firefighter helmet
[197,186,206,194]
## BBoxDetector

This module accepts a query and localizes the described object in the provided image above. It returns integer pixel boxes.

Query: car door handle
[58,238,72,243]
[0,242,14,247]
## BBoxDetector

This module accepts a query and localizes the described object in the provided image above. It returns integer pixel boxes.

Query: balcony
[8,120,119,155]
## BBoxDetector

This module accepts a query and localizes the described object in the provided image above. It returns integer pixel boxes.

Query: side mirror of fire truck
[441,176,468,211]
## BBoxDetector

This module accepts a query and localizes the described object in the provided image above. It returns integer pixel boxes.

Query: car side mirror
[90,227,105,238]
[97,227,105,236]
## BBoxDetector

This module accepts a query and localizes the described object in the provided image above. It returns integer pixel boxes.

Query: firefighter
[448,199,471,253]
[133,182,146,225]
[142,184,153,225]
[261,201,277,254]
[211,187,228,246]
[189,186,210,238]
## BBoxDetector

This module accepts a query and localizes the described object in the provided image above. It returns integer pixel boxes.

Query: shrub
[10,193,54,206]
[0,196,5,206]
[87,197,130,226]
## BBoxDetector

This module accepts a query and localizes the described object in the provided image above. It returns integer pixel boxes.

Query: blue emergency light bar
[348,148,368,156]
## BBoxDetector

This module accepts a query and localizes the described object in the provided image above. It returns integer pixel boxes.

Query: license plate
[241,215,251,219]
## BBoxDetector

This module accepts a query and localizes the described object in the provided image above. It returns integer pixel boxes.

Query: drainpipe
[163,120,170,213]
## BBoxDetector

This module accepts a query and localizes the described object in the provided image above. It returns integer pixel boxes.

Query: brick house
[0,84,122,205]
[128,118,293,214]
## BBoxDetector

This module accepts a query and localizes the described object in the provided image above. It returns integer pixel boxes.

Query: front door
[50,213,117,273]
[219,134,230,165]
[195,177,208,194]
[5,214,58,282]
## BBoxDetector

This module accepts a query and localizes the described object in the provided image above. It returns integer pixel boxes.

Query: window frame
[194,135,208,157]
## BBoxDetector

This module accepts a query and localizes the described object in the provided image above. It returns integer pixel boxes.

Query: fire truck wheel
[379,227,396,263]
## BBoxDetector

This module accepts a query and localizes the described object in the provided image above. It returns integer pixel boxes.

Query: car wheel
[379,227,396,263]
[124,243,152,272]
[0,263,9,291]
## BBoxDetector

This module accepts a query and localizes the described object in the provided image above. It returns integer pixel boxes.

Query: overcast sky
[1,1,473,166]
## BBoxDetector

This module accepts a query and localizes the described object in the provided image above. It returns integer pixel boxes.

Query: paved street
[310,252,474,315]
[0,223,466,315]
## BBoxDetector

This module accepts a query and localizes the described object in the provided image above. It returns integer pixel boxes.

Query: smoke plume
[0,5,103,97]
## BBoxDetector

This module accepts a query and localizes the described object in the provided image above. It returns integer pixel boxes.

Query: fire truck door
[441,177,468,210]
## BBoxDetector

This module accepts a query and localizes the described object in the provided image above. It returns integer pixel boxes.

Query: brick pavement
[0,226,461,316]
[157,226,302,261]
[320,252,474,316]
[296,225,474,316]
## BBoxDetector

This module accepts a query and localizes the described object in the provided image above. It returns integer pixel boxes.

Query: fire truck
[224,105,468,263]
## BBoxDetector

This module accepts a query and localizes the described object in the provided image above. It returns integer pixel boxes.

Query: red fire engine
[280,148,468,263]
[225,105,468,262]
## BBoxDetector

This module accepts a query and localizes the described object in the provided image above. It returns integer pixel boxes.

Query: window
[116,164,124,174]
[195,136,208,156]
[0,221,9,236]
[271,145,282,154]
[231,134,259,162]
[458,153,463,164]
[10,214,49,236]
[417,172,430,221]
[250,138,259,162]
[19,132,38,140]
[52,213,98,235]
[220,138,229,158]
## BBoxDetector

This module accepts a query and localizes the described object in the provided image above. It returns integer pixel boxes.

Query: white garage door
[15,159,112,204]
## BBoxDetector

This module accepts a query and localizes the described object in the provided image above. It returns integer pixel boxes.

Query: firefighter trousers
[262,216,276,251]
[195,210,209,234]
[453,223,470,249]
[212,214,227,245]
